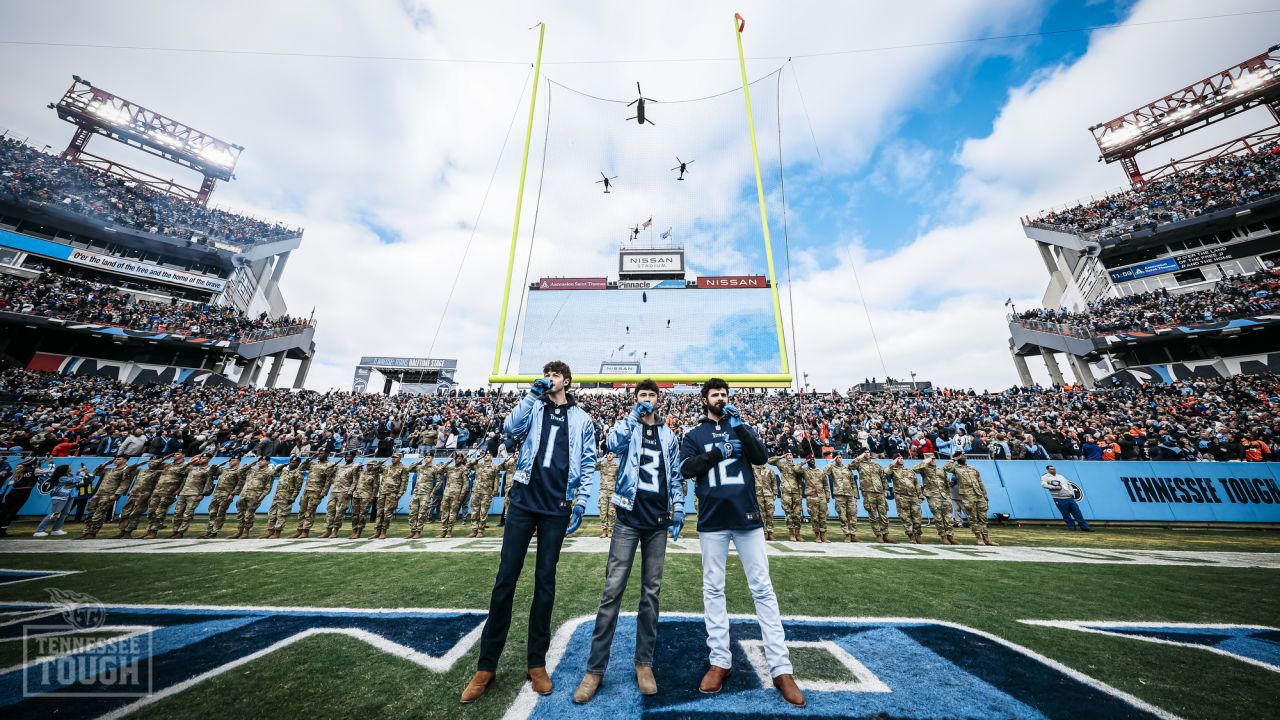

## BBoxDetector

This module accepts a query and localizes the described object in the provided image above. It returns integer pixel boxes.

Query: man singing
[679,378,804,707]
[461,361,596,703]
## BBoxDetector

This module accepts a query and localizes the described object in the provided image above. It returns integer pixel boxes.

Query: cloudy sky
[2,0,1278,392]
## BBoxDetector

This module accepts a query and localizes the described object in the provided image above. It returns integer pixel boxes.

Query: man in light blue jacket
[462,360,597,704]
[574,379,684,703]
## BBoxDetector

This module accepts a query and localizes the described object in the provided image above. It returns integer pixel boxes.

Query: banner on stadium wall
[697,275,767,289]
[616,279,686,290]
[0,228,226,291]
[538,277,607,291]
[618,250,683,276]
[1106,235,1276,283]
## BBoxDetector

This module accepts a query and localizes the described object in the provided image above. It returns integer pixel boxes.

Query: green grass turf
[0,545,1276,719]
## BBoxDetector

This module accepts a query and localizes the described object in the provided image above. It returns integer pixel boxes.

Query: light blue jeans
[699,527,793,677]
[35,495,73,533]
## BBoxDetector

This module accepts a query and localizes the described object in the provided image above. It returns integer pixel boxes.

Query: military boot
[142,530,158,540]
[408,531,421,539]
[374,530,387,540]
[470,528,480,538]
[77,532,97,540]
[168,531,185,539]
[264,530,280,539]
[765,530,775,541]
[981,532,998,546]
[349,530,363,539]
[113,530,132,539]
[291,529,309,539]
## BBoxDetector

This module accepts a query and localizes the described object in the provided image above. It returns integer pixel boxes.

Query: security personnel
[800,456,829,543]
[203,457,247,538]
[374,454,412,539]
[767,454,805,541]
[115,456,168,538]
[265,456,310,539]
[913,454,958,544]
[142,453,193,539]
[945,453,997,545]
[823,453,859,542]
[171,454,218,538]
[886,455,922,543]
[596,453,619,538]
[853,452,892,543]
[752,463,780,541]
[323,452,362,538]
[294,451,338,538]
[471,453,515,538]
[233,457,280,539]
[78,457,138,539]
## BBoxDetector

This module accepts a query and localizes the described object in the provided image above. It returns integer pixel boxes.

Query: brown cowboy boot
[572,673,602,704]
[773,673,806,707]
[699,666,731,694]
[460,670,495,704]
[635,664,658,696]
[527,667,553,695]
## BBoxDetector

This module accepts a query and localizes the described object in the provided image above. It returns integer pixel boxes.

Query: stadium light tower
[1090,44,1280,187]
[48,76,244,205]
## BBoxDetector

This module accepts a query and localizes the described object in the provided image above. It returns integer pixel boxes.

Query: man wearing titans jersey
[461,361,597,704]
[679,378,805,708]
[574,379,685,704]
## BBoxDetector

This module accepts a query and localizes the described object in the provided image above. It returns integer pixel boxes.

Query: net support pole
[491,23,546,382]
[733,13,791,379]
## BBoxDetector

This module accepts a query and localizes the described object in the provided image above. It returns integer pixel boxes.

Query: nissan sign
[619,250,684,276]
[697,275,767,289]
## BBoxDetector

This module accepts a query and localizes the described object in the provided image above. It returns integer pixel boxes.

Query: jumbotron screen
[517,287,783,375]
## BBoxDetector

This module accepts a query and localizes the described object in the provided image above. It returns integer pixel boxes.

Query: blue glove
[530,377,552,398]
[722,404,743,428]
[565,505,585,536]
[721,439,743,459]
[631,401,653,420]
[669,510,685,542]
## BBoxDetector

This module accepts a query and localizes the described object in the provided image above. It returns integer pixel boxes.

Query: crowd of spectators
[2,368,1275,465]
[1015,267,1280,337]
[0,267,311,342]
[0,137,298,246]
[1030,140,1280,239]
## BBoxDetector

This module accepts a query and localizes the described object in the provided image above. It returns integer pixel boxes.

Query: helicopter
[628,224,640,241]
[626,82,656,125]
[596,172,618,194]
[671,156,695,180]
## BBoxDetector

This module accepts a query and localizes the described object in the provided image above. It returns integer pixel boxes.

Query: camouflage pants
[962,493,989,538]
[172,495,203,534]
[863,492,889,537]
[755,488,776,535]
[117,490,156,533]
[895,493,922,537]
[408,493,432,533]
[204,493,236,535]
[805,493,828,535]
[266,486,303,533]
[471,491,495,533]
[82,494,122,535]
[296,492,325,532]
[500,476,514,521]
[833,494,858,537]
[145,492,178,533]
[351,498,373,534]
[326,492,353,530]
[236,492,267,533]
[924,494,955,538]
[375,494,400,534]
[440,490,466,534]
[598,492,616,532]
[780,483,804,532]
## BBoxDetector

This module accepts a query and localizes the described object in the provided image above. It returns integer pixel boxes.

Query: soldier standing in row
[596,452,619,538]
[266,456,310,539]
[294,452,337,538]
[78,457,138,539]
[440,451,476,538]
[115,456,168,538]
[407,459,445,539]
[913,454,958,544]
[374,454,412,540]
[887,456,922,543]
[171,455,219,538]
[768,454,805,542]
[203,457,246,538]
[801,456,829,543]
[350,459,383,539]
[142,453,193,539]
[233,457,280,539]
[945,453,997,546]
[323,452,362,538]
[823,453,859,542]
[752,463,779,541]
[471,452,515,538]
[853,452,893,543]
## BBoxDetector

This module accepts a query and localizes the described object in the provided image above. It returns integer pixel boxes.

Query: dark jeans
[586,522,667,674]
[70,496,92,522]
[1053,498,1090,530]
[0,487,35,530]
[477,503,570,671]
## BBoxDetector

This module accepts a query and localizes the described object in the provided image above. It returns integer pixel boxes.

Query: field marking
[500,612,1181,720]
[739,639,891,694]
[0,538,1276,568]
[1020,620,1280,673]
[0,569,82,586]
[0,625,155,677]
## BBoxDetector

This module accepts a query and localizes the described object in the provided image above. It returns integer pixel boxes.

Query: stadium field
[0,520,1276,719]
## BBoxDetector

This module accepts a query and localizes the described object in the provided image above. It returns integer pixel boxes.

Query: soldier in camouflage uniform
[912,454,958,544]
[595,452,619,538]
[408,458,444,538]
[265,456,310,539]
[823,453,859,542]
[78,457,139,539]
[203,457,246,538]
[944,453,996,545]
[886,456,922,543]
[471,452,514,538]
[752,463,779,540]
[115,456,169,538]
[801,456,830,542]
[349,459,383,539]
[233,457,281,539]
[323,452,362,538]
[853,452,893,543]
[142,453,193,539]
[293,451,337,538]
[439,451,475,538]
[374,454,412,539]
[768,453,806,541]
[171,455,219,538]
